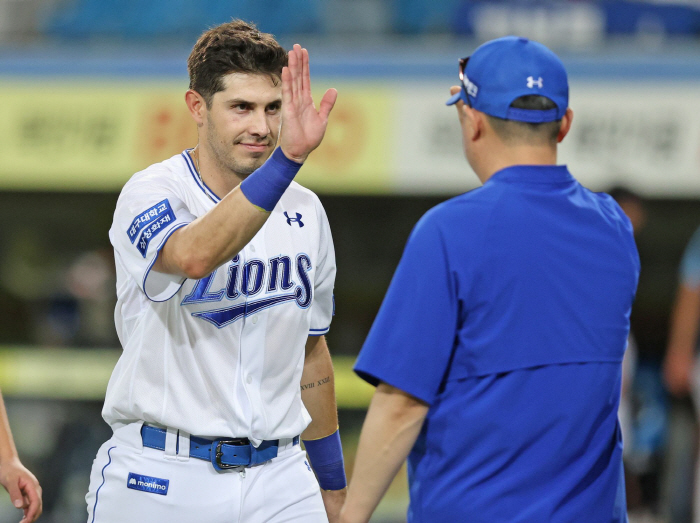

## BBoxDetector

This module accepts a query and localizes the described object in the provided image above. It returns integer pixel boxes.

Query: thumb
[318,88,338,121]
[450,85,461,96]
[6,480,23,508]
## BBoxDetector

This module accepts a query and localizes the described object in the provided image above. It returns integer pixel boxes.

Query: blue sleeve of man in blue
[354,212,459,405]
[681,226,700,287]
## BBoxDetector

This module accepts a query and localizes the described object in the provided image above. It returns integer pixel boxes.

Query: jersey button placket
[242,237,266,437]
[236,248,255,435]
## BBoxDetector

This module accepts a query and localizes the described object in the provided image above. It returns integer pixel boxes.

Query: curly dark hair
[187,20,288,107]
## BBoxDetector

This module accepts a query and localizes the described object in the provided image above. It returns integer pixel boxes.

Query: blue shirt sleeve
[354,212,459,405]
[681,226,700,287]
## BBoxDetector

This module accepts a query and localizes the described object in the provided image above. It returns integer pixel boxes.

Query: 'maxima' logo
[127,473,169,496]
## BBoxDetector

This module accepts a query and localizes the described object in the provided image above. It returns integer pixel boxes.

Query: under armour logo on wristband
[284,212,304,227]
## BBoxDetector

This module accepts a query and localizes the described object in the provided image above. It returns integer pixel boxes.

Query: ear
[185,89,206,127]
[462,106,483,143]
[557,107,574,143]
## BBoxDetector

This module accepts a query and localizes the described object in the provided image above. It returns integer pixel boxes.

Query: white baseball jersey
[102,149,336,445]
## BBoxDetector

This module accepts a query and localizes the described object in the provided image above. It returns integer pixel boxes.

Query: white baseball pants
[85,422,328,523]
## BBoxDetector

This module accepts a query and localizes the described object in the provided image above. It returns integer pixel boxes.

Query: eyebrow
[225,98,282,106]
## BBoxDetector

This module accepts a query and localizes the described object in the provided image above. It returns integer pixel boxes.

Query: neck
[192,143,245,199]
[476,145,557,184]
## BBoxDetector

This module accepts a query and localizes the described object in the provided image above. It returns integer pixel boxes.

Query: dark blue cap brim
[445,91,463,106]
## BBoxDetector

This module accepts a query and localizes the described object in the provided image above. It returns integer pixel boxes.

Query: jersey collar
[182,149,221,203]
[488,164,574,186]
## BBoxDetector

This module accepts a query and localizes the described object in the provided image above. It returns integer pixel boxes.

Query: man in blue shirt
[339,37,638,523]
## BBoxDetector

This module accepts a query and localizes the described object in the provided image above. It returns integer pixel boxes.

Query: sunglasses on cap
[458,56,472,108]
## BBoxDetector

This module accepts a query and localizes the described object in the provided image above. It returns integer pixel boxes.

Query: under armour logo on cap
[284,212,304,227]
[527,76,543,89]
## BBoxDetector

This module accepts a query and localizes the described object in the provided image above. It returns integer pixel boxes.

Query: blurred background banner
[0,81,394,192]
[2,78,700,195]
[2,1,700,522]
[562,83,700,196]
[0,81,194,189]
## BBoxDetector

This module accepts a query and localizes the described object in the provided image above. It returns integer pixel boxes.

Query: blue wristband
[239,148,302,212]
[303,429,347,490]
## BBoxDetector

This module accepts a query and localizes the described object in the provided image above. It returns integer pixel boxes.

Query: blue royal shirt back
[355,165,639,523]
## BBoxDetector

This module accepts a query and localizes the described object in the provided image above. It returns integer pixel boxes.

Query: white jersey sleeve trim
[142,222,190,302]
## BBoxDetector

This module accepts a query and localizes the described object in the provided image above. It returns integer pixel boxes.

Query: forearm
[0,392,18,465]
[301,337,338,439]
[156,146,304,280]
[156,185,269,280]
[341,383,428,523]
[667,284,700,357]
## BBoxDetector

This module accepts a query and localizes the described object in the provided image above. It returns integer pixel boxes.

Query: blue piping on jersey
[181,149,221,203]
[91,445,116,523]
[142,222,190,303]
[309,326,330,336]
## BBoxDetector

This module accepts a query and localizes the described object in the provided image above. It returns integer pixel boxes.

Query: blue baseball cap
[446,36,568,123]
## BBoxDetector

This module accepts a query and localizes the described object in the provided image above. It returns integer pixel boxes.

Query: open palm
[279,44,337,163]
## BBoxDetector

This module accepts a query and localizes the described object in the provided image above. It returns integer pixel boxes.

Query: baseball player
[340,37,638,523]
[85,21,347,523]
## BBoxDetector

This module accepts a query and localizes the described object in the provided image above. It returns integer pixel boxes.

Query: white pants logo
[527,76,543,89]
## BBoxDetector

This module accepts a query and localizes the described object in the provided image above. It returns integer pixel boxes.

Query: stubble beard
[206,119,270,180]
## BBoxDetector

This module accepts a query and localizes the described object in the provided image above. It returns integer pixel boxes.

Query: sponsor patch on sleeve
[127,472,169,495]
[126,199,176,258]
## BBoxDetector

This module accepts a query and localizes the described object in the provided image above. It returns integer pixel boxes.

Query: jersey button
[252,316,258,324]
[246,375,253,384]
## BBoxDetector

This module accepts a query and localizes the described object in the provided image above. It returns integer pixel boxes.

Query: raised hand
[279,44,337,164]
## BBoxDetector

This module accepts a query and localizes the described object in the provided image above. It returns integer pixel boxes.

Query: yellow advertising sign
[0,81,195,190]
[297,85,393,194]
[0,80,392,193]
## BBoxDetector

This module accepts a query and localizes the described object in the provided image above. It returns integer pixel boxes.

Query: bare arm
[664,283,700,396]
[301,335,339,439]
[0,391,42,523]
[154,45,337,280]
[340,383,429,523]
[301,336,346,522]
[154,188,269,279]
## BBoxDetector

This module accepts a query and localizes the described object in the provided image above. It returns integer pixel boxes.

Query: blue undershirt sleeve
[354,213,459,405]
